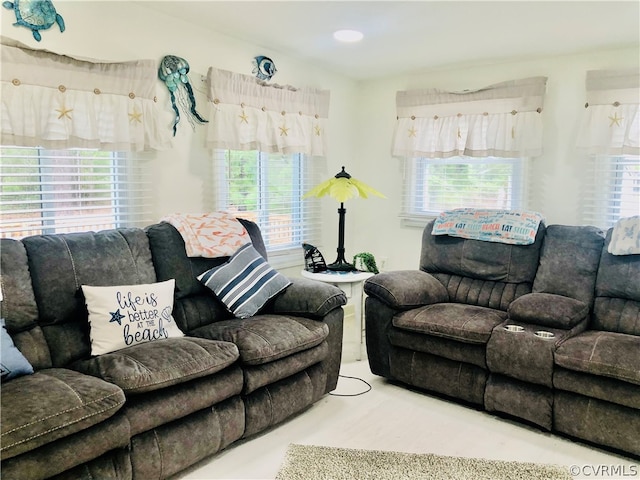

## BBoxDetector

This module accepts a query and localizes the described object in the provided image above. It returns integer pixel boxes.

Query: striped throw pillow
[198,243,291,318]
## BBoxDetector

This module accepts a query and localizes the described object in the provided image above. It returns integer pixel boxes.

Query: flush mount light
[333,29,364,43]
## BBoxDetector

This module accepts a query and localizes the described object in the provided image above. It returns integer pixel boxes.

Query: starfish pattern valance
[205,67,330,156]
[576,69,639,156]
[392,77,547,159]
[0,37,170,152]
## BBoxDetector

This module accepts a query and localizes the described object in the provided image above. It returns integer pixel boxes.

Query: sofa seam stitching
[1,390,124,436]
[1,400,124,450]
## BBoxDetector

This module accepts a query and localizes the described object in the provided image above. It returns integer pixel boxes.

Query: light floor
[174,359,637,480]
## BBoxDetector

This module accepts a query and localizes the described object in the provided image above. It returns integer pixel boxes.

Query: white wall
[3,2,638,273]
[352,46,640,271]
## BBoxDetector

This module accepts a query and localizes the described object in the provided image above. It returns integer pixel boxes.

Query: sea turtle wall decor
[3,0,65,42]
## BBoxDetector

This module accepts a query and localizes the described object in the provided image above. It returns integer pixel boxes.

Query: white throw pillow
[83,279,183,356]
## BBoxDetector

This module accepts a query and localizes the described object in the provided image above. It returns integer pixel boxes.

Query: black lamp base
[327,260,355,272]
[328,201,356,272]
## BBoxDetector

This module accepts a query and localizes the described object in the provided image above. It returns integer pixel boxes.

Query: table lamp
[303,166,385,271]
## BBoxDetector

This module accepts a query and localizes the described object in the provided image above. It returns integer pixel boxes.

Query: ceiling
[142,1,640,80]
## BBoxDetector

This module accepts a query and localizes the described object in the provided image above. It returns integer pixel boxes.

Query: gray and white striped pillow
[198,243,291,318]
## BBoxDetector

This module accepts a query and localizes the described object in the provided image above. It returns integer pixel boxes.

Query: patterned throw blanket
[162,212,250,258]
[608,215,640,255]
[432,208,545,245]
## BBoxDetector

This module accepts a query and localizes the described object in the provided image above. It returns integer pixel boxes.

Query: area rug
[275,444,574,480]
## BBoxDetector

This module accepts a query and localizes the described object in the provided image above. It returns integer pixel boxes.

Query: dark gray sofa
[0,219,347,480]
[364,220,639,458]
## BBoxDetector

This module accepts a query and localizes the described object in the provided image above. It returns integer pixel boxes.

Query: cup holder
[504,325,525,333]
[534,330,555,340]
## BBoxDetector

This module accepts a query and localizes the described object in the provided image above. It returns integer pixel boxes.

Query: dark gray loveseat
[364,220,639,458]
[0,219,346,479]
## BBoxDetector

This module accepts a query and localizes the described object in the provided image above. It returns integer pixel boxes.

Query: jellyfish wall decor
[158,55,208,136]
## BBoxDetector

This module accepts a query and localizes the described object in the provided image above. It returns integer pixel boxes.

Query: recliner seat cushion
[555,331,640,385]
[393,303,507,344]
[189,314,328,365]
[1,368,126,460]
[242,341,328,394]
[72,337,239,394]
[553,367,640,410]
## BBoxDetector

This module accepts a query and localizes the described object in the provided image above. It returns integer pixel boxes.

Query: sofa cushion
[555,331,640,385]
[72,337,239,395]
[22,229,158,367]
[1,319,34,381]
[507,293,588,329]
[363,271,449,310]
[420,220,544,284]
[532,225,604,305]
[190,314,328,366]
[0,368,125,460]
[596,229,640,302]
[146,219,268,301]
[393,303,508,344]
[198,243,291,319]
[83,279,184,355]
[268,277,348,318]
[553,367,640,410]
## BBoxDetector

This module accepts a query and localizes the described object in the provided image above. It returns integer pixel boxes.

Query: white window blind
[212,150,322,266]
[402,156,527,226]
[580,154,640,228]
[1,146,152,238]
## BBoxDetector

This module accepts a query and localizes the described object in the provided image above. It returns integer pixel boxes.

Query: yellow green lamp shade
[302,167,385,202]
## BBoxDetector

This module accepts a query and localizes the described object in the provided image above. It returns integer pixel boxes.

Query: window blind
[401,156,527,226]
[1,146,153,238]
[212,150,323,264]
[580,155,640,228]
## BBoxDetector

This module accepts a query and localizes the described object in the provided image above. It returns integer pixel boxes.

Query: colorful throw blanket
[608,215,640,255]
[432,208,544,245]
[162,212,250,258]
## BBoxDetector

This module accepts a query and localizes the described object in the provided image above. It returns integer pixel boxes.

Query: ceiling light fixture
[333,29,364,43]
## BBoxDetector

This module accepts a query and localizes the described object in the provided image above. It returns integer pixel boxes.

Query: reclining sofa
[365,219,639,458]
[0,219,347,480]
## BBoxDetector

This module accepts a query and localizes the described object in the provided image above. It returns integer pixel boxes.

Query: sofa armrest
[267,277,347,318]
[507,292,589,329]
[363,270,449,310]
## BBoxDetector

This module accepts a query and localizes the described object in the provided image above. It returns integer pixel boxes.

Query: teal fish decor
[252,56,277,81]
[3,0,65,41]
[158,55,208,136]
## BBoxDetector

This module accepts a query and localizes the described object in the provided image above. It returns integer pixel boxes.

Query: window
[0,146,152,239]
[401,156,526,225]
[213,150,322,266]
[581,154,640,228]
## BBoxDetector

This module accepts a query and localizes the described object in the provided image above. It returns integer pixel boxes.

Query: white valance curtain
[576,69,639,155]
[205,67,329,156]
[0,37,170,151]
[392,76,547,158]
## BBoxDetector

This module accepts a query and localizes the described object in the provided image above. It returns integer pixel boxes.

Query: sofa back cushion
[532,225,604,305]
[0,239,52,370]
[146,218,268,332]
[21,229,157,367]
[420,220,545,310]
[592,228,640,335]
